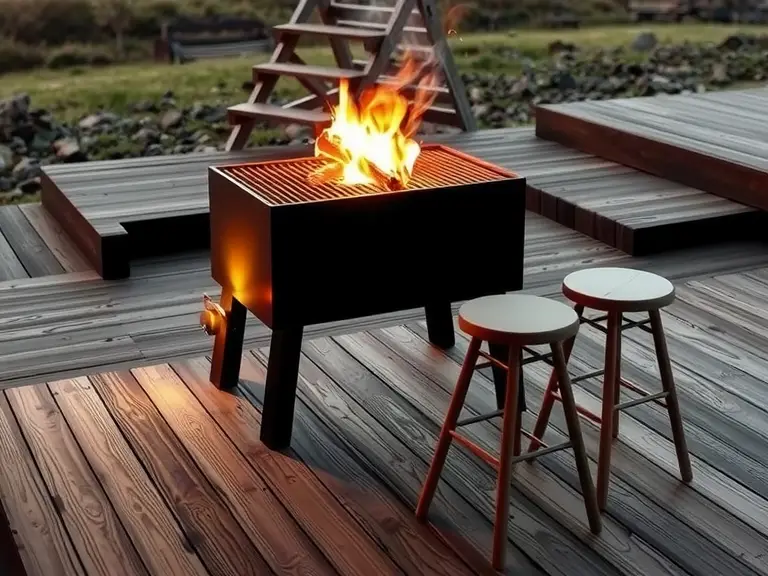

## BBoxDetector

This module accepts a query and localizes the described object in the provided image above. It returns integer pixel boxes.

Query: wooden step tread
[228,103,331,126]
[272,23,387,40]
[329,2,419,16]
[254,62,365,81]
[336,20,427,34]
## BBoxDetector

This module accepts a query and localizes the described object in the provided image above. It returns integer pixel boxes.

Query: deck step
[228,103,331,127]
[272,23,386,50]
[253,62,365,82]
[534,88,768,212]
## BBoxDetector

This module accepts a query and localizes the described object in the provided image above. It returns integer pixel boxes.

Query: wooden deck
[3,203,768,390]
[41,122,763,279]
[535,87,768,213]
[2,262,768,576]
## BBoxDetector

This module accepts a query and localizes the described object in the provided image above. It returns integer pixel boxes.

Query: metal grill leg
[424,302,456,349]
[416,337,481,521]
[612,312,623,439]
[649,310,693,483]
[260,327,304,451]
[597,311,621,511]
[209,290,247,390]
[528,304,584,452]
[551,341,602,534]
[492,344,521,571]
[488,343,526,413]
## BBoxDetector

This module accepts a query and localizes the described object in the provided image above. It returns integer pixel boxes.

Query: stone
[79,113,108,130]
[160,109,183,130]
[631,32,658,52]
[0,144,12,172]
[54,138,86,162]
[12,157,41,180]
[710,63,730,85]
[18,177,41,195]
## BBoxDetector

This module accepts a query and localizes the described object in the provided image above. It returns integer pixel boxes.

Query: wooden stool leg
[492,344,521,571]
[597,311,621,511]
[649,310,693,483]
[612,313,623,439]
[416,337,482,521]
[528,305,584,453]
[551,341,602,534]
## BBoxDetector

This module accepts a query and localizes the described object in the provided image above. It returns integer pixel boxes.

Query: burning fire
[309,53,441,190]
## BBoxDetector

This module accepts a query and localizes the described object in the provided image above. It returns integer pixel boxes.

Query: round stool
[415,294,602,571]
[528,267,693,511]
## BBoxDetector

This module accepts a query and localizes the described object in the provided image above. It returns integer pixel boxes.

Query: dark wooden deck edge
[527,181,764,256]
[534,105,768,213]
[40,173,129,280]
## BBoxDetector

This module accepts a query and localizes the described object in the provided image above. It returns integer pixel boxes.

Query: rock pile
[2,33,767,202]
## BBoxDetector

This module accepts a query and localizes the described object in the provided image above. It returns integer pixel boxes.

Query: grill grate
[218,145,513,205]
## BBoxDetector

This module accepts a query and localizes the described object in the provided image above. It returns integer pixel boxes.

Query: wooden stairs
[225,0,476,150]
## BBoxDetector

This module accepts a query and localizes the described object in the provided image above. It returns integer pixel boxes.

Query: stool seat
[562,267,675,313]
[459,294,579,346]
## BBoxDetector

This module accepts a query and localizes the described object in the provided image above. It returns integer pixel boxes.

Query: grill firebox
[206,144,527,449]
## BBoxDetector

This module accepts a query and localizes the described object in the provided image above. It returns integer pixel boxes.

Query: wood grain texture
[3,262,768,575]
[207,353,482,576]
[0,393,84,576]
[0,206,64,277]
[0,220,27,281]
[173,357,405,576]
[47,377,209,576]
[535,87,768,213]
[89,370,273,576]
[5,384,148,576]
[131,364,336,576]
[19,204,90,273]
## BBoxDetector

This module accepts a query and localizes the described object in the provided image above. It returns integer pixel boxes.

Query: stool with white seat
[415,294,602,571]
[527,267,693,511]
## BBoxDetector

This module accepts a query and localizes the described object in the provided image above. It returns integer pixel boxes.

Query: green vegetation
[3,24,768,122]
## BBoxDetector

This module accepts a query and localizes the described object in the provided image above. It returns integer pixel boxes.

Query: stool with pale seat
[415,294,602,572]
[528,267,693,510]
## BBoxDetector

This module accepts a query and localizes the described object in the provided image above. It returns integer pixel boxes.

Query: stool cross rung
[449,429,565,470]
[476,347,553,374]
[581,315,652,335]
[615,391,669,411]
[512,440,572,465]
[456,409,503,427]
[477,350,508,372]
[571,368,605,383]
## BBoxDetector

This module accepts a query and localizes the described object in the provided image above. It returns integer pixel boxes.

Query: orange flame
[309,54,441,190]
[308,2,468,190]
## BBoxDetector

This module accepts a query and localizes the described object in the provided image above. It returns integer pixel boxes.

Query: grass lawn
[3,23,768,122]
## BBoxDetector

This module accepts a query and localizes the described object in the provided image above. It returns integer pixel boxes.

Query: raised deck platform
[3,263,768,575]
[42,123,762,279]
[536,87,768,212]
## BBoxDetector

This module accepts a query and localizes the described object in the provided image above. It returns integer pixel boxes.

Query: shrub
[45,44,114,69]
[0,38,45,74]
[0,0,102,45]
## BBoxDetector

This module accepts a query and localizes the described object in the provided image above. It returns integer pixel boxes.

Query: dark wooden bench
[154,16,274,64]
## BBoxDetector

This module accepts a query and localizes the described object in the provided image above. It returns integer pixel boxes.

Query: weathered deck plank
[535,87,768,212]
[2,263,768,576]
